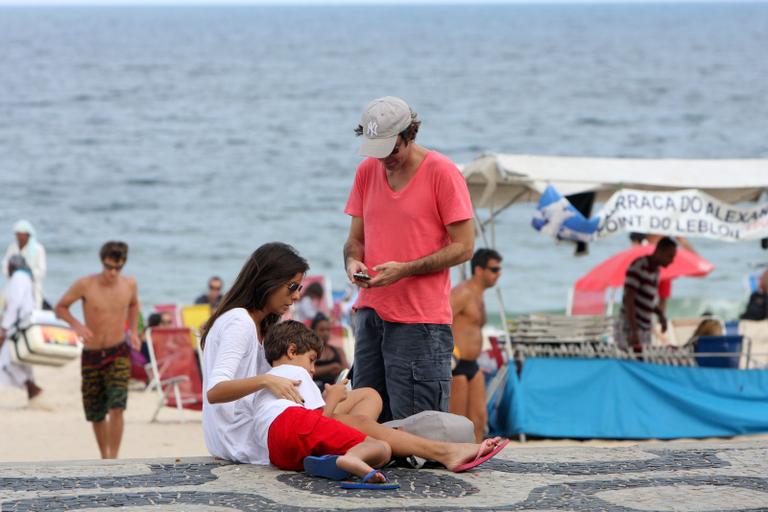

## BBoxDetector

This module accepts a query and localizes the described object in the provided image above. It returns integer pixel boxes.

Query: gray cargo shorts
[351,307,453,422]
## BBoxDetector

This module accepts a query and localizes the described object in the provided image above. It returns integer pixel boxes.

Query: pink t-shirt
[344,151,473,324]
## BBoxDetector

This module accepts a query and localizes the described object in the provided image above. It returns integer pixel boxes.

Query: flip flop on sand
[452,438,510,473]
[340,470,400,490]
[303,455,352,481]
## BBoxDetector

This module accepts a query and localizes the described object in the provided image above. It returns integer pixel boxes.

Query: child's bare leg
[335,437,391,482]
[335,413,503,471]
[332,387,382,421]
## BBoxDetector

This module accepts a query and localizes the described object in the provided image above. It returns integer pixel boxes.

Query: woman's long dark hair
[200,242,309,350]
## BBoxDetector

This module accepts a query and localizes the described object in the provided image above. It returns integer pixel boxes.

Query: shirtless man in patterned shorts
[56,241,140,459]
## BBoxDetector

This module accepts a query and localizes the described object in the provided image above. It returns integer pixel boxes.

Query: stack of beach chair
[512,314,613,343]
[510,314,615,362]
[510,314,706,366]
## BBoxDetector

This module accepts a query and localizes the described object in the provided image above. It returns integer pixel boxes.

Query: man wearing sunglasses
[55,240,140,459]
[449,248,503,442]
[195,276,224,311]
[344,96,474,422]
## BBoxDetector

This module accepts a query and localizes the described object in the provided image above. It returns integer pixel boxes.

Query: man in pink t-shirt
[343,96,474,422]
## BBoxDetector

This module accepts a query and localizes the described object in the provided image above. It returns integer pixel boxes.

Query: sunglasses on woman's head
[286,282,303,294]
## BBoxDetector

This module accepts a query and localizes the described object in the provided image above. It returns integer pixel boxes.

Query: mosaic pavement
[1,440,767,511]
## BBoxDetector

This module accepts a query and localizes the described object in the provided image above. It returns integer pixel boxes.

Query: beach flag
[531,185,600,242]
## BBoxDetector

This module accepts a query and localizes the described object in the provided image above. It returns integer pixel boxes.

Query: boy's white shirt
[250,364,326,463]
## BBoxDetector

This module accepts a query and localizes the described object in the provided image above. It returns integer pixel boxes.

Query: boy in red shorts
[255,320,397,488]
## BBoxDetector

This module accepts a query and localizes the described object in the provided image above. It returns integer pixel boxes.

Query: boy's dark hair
[100,241,128,262]
[263,320,324,365]
[471,248,503,274]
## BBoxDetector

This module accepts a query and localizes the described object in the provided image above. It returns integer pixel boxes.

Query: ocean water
[0,4,766,317]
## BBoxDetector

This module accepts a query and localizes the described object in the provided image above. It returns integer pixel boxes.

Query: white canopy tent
[459,154,768,370]
[462,154,768,244]
[461,155,768,441]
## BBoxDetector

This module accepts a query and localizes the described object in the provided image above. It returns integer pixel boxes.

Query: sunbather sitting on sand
[200,242,509,474]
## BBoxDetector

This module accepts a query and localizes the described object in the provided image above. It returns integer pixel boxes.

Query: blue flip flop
[303,455,351,481]
[340,470,400,490]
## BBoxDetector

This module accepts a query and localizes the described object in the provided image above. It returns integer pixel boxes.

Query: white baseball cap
[358,96,413,158]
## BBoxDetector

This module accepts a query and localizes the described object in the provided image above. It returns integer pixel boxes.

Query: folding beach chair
[181,304,211,334]
[694,335,744,369]
[145,327,203,422]
[179,304,209,375]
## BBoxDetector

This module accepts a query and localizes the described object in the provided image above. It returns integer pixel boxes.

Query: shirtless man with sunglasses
[449,248,503,442]
[55,240,140,459]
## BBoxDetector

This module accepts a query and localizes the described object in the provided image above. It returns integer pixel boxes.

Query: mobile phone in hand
[353,272,371,281]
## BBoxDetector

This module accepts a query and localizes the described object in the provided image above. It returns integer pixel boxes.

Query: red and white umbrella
[574,245,715,292]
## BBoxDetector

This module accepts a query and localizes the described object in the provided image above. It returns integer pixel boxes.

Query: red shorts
[267,406,367,471]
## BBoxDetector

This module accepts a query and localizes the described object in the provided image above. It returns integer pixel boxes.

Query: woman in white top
[201,242,507,470]
[201,242,380,464]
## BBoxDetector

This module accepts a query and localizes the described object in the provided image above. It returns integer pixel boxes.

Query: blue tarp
[488,358,768,439]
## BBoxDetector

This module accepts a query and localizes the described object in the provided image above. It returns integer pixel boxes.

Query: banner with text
[598,188,768,241]
[533,186,768,242]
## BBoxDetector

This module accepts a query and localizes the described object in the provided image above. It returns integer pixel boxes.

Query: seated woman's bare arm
[207,374,303,405]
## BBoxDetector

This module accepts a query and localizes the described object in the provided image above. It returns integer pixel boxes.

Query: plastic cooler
[10,310,82,366]
[694,335,743,368]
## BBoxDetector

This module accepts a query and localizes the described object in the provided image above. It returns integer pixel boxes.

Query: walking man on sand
[449,248,502,442]
[344,96,474,422]
[618,237,677,351]
[55,241,140,459]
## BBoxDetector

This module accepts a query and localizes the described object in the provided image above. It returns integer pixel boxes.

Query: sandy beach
[0,359,207,462]
[3,358,767,463]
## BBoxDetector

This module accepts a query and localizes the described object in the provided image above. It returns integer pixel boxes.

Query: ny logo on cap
[366,121,378,137]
